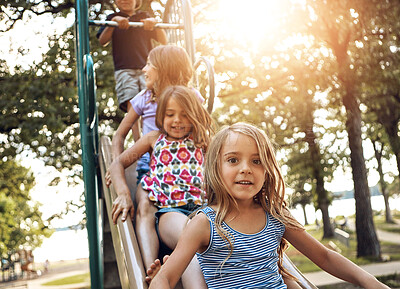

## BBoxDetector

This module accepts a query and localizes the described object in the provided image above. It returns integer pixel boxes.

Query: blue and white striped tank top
[196,206,287,289]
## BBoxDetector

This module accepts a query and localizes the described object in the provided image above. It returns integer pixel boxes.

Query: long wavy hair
[203,122,304,278]
[155,86,213,151]
[148,45,193,98]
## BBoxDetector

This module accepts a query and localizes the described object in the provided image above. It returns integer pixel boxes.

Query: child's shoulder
[145,130,162,142]
[191,209,212,229]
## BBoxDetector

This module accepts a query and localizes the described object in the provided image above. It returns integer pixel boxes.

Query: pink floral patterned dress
[141,133,205,208]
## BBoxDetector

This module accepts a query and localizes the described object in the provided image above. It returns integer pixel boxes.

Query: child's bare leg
[283,276,303,289]
[135,185,159,270]
[158,212,207,289]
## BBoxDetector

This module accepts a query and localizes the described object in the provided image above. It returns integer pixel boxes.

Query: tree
[367,123,395,223]
[358,0,400,186]
[0,160,52,259]
[287,184,313,226]
[305,0,381,258]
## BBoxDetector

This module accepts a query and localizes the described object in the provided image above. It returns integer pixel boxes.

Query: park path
[304,260,400,286]
[304,218,400,287]
[0,259,89,289]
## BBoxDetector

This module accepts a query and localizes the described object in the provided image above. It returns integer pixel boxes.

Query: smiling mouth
[235,181,253,185]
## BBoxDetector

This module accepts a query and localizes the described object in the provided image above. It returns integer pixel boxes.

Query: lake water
[33,195,400,262]
[290,195,400,225]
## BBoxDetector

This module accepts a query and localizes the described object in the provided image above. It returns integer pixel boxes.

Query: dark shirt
[97,11,158,71]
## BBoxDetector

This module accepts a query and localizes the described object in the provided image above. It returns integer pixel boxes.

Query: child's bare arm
[98,15,130,46]
[98,26,115,46]
[110,131,159,224]
[141,17,167,44]
[284,228,390,289]
[149,213,210,288]
[112,108,141,161]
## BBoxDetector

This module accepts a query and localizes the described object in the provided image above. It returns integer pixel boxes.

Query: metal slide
[75,0,318,288]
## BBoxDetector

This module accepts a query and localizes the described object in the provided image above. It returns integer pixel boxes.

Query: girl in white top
[149,122,390,289]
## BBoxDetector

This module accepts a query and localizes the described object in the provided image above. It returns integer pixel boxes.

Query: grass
[286,213,400,273]
[373,210,400,234]
[41,272,90,286]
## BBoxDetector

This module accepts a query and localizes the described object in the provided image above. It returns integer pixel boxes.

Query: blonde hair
[155,86,213,151]
[148,45,193,98]
[204,122,303,278]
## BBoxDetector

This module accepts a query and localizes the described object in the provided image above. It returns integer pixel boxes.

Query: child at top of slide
[97,0,167,112]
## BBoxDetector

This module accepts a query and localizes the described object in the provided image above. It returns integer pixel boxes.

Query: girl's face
[142,59,158,90]
[219,132,266,203]
[163,98,192,140]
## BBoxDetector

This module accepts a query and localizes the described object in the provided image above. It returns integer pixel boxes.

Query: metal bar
[181,0,195,64]
[89,20,184,29]
[75,0,103,288]
[194,56,215,114]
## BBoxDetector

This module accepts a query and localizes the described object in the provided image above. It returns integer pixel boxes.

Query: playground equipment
[75,0,317,288]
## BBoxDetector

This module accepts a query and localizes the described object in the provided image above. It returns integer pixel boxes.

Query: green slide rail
[75,0,103,288]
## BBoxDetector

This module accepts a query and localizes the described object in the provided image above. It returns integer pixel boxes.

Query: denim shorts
[155,203,201,221]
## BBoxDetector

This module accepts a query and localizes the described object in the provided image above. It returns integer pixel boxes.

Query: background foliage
[0,0,399,258]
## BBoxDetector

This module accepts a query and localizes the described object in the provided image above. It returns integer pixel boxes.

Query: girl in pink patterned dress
[110,85,213,288]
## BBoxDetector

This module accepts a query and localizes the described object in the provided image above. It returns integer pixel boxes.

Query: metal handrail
[89,20,184,29]
[194,56,216,114]
[283,254,318,289]
[99,136,148,289]
[75,0,102,287]
[83,54,97,130]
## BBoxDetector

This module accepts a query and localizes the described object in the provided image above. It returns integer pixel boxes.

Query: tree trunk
[319,201,334,238]
[371,139,394,223]
[333,37,381,258]
[342,81,381,258]
[302,205,309,226]
[382,119,400,189]
[374,95,400,191]
[305,125,335,238]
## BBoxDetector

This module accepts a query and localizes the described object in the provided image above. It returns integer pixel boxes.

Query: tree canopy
[0,159,53,258]
[1,0,399,259]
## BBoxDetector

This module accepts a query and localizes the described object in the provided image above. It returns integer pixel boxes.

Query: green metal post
[75,0,103,288]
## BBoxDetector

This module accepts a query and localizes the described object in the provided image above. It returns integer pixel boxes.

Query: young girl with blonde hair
[149,122,390,289]
[110,86,212,288]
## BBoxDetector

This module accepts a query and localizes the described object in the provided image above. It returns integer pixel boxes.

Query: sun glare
[212,0,291,51]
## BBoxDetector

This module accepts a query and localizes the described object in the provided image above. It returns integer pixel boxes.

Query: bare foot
[145,255,169,284]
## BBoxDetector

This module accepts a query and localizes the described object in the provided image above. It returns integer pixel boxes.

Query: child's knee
[137,198,156,218]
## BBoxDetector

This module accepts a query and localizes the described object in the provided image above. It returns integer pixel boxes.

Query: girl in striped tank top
[149,123,389,289]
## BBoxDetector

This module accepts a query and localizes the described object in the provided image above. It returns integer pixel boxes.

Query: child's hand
[105,170,112,187]
[112,15,130,29]
[111,194,134,224]
[141,17,157,31]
